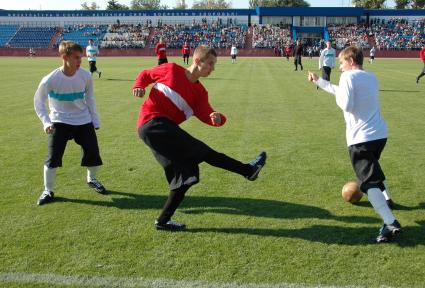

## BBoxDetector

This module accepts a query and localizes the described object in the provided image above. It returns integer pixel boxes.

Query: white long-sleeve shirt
[230,46,237,55]
[86,45,99,61]
[34,68,100,131]
[315,69,387,146]
[319,47,336,69]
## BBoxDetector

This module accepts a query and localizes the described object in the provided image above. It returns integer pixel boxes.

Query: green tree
[394,0,410,9]
[351,0,386,8]
[81,1,99,10]
[411,0,425,8]
[192,0,232,9]
[249,0,309,8]
[106,0,129,10]
[130,0,161,9]
[175,0,188,9]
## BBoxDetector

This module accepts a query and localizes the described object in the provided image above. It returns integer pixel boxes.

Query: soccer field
[1,56,425,288]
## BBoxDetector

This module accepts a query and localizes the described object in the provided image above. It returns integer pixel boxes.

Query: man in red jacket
[132,45,266,231]
[416,46,425,84]
[181,41,190,65]
[155,37,167,65]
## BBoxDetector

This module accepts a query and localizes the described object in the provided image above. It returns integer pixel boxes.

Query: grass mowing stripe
[0,272,379,288]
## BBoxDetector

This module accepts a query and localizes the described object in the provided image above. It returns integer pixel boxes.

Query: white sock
[382,182,391,200]
[367,188,396,225]
[44,165,56,192]
[87,166,100,182]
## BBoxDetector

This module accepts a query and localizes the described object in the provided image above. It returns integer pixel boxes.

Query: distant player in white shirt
[369,46,376,64]
[34,41,107,206]
[308,46,401,243]
[230,44,238,64]
[317,40,336,89]
[86,39,102,78]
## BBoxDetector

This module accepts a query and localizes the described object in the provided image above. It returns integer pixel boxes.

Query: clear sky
[0,0,397,10]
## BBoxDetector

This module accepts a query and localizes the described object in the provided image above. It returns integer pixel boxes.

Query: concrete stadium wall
[0,47,422,58]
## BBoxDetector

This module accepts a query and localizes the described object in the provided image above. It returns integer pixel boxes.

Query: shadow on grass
[104,78,134,82]
[55,190,380,224]
[185,222,425,247]
[352,200,424,211]
[379,89,420,93]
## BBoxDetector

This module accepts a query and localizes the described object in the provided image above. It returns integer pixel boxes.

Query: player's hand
[45,126,55,134]
[210,112,221,126]
[308,71,318,82]
[133,88,145,98]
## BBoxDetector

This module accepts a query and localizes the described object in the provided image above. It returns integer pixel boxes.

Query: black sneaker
[416,77,419,84]
[87,179,107,194]
[387,199,395,209]
[155,220,186,231]
[98,71,102,78]
[37,190,54,206]
[376,220,402,243]
[246,151,267,181]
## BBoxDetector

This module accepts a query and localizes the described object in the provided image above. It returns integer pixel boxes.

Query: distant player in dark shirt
[293,39,303,71]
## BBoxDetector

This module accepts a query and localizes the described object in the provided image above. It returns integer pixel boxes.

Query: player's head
[192,45,217,77]
[88,39,93,45]
[59,40,83,70]
[159,37,164,44]
[338,46,363,72]
[326,40,332,48]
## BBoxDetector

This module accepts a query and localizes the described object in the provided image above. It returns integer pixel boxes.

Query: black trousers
[89,61,97,73]
[45,122,102,168]
[294,55,303,70]
[139,117,253,222]
[348,138,387,193]
[321,66,332,81]
[417,63,425,81]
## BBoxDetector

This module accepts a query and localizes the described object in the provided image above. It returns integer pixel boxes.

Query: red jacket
[420,47,425,63]
[133,63,226,128]
[182,44,190,55]
[155,43,167,59]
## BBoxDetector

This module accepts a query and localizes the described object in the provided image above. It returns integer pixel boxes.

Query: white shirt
[86,45,99,61]
[370,47,376,56]
[230,46,237,55]
[319,47,336,69]
[34,68,100,130]
[315,70,387,146]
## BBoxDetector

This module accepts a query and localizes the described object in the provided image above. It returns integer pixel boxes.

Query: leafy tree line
[81,0,425,10]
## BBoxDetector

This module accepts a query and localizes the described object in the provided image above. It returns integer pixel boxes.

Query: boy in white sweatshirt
[34,41,106,205]
[308,46,401,243]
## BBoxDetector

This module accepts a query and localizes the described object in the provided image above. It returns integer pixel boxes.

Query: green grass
[1,56,425,288]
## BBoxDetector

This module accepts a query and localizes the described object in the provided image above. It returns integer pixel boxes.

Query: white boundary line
[0,272,390,288]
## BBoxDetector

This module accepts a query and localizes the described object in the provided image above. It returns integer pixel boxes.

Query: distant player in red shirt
[181,41,190,65]
[416,46,425,84]
[132,45,267,231]
[155,38,167,66]
[284,46,291,61]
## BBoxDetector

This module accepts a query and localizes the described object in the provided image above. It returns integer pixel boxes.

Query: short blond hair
[193,45,217,61]
[339,46,364,66]
[59,41,83,56]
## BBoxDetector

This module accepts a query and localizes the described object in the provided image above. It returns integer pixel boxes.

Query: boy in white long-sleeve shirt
[34,41,107,206]
[308,46,401,243]
[319,40,336,82]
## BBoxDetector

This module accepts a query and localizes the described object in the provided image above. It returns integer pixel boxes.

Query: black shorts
[294,55,302,65]
[321,66,332,81]
[158,58,168,65]
[370,55,375,60]
[45,122,102,168]
[89,61,97,73]
[231,54,236,59]
[183,53,190,59]
[139,117,213,190]
[348,138,387,193]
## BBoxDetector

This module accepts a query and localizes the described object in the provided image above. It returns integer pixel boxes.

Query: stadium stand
[101,24,150,49]
[7,26,57,48]
[0,24,19,47]
[56,25,108,48]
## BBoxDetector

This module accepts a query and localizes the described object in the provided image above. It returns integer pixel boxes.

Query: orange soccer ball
[341,181,363,203]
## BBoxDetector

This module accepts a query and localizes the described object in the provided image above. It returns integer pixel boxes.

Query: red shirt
[133,63,226,128]
[155,43,167,59]
[420,47,425,63]
[182,44,190,55]
[284,47,291,55]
